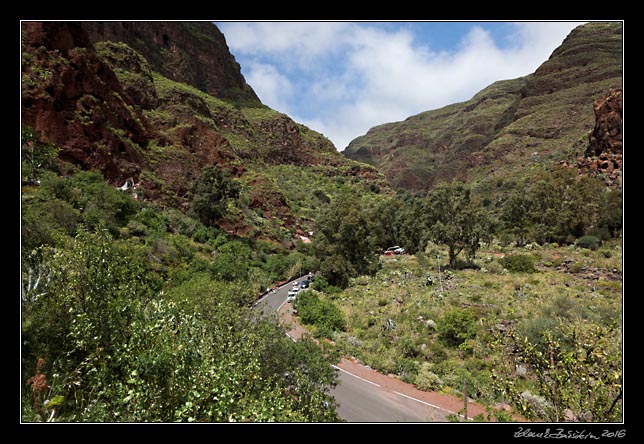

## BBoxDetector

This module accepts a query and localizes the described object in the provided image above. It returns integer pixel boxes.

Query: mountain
[21,21,387,241]
[343,22,623,193]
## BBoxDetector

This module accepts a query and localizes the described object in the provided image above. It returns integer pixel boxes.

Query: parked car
[287,289,298,302]
[384,246,405,255]
[300,280,309,289]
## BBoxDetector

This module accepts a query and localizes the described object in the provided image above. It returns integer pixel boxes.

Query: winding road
[253,280,488,423]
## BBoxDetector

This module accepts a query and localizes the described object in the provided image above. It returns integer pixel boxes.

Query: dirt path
[278,302,519,422]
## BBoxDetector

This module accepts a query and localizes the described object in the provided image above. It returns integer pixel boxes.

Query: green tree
[501,168,611,246]
[190,165,240,226]
[594,187,622,239]
[313,193,380,288]
[501,192,533,247]
[388,193,430,255]
[369,196,405,250]
[425,182,490,268]
[211,239,253,284]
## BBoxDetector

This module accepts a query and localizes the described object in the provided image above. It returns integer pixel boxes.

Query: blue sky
[216,21,587,151]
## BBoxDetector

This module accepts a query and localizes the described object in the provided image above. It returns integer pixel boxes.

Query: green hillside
[343,22,623,196]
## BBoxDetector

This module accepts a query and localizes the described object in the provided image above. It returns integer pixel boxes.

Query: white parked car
[287,289,298,302]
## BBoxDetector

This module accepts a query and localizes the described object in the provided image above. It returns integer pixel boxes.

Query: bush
[295,291,345,339]
[438,308,477,346]
[415,362,443,391]
[576,235,601,251]
[311,275,329,292]
[500,254,536,273]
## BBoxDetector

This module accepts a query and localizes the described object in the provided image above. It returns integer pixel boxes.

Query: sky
[216,21,587,151]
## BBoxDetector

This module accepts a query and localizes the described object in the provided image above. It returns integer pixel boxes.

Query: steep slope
[343,22,623,192]
[82,21,260,105]
[21,21,388,241]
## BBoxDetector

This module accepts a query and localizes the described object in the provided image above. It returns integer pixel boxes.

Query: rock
[575,89,622,189]
[586,89,622,157]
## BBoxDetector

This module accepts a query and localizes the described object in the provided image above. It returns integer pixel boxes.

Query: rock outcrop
[21,21,151,182]
[82,21,260,104]
[21,21,387,239]
[569,89,622,189]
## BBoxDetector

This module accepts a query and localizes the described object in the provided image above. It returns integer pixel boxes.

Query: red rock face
[21,22,150,183]
[21,20,385,228]
[574,89,622,189]
[586,89,622,157]
[82,21,260,103]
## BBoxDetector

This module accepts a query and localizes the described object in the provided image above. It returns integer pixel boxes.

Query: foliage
[21,228,340,422]
[437,308,477,346]
[500,167,617,246]
[576,235,601,250]
[190,165,240,227]
[414,362,443,391]
[491,322,622,422]
[21,125,60,181]
[294,291,346,339]
[500,254,536,273]
[32,170,140,237]
[425,182,492,267]
[313,193,380,288]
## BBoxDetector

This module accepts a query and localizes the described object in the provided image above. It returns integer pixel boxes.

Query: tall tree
[425,182,489,268]
[313,193,380,288]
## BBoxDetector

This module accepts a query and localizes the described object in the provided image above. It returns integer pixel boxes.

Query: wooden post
[437,254,444,294]
[463,378,468,421]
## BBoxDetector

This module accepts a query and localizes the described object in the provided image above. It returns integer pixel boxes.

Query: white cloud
[243,62,294,113]
[219,21,585,150]
[219,21,352,69]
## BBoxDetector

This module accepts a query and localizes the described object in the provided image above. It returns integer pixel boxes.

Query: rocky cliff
[21,21,386,239]
[343,22,623,192]
[82,21,260,104]
[21,22,152,182]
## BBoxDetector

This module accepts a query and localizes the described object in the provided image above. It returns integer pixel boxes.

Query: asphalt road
[253,279,454,423]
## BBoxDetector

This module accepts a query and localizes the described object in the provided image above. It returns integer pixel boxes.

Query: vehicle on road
[384,246,405,256]
[287,288,298,302]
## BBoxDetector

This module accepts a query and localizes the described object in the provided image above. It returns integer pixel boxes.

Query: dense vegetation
[21,133,340,422]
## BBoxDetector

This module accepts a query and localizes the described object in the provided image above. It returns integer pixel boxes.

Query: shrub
[500,254,536,273]
[295,291,345,339]
[415,362,443,391]
[576,235,601,251]
[311,275,329,292]
[438,308,477,346]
